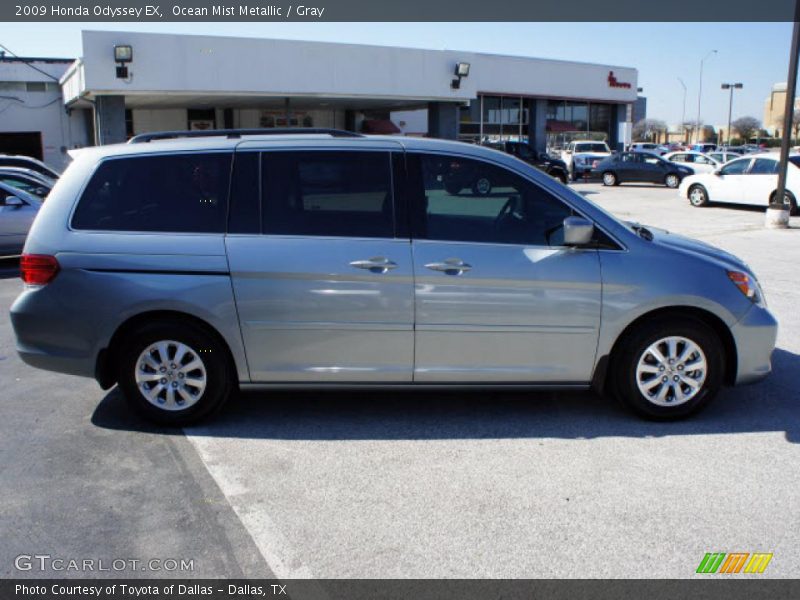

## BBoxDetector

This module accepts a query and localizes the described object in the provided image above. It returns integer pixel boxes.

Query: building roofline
[0,56,75,64]
[80,29,636,73]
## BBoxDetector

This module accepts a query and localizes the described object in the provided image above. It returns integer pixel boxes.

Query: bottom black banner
[3,579,800,600]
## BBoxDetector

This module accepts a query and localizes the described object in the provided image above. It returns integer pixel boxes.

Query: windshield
[575,143,609,153]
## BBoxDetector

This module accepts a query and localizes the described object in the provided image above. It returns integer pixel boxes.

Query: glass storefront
[458,93,616,151]
[459,94,529,144]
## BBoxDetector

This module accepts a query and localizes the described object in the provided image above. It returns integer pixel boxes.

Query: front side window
[694,155,715,165]
[72,153,231,232]
[671,154,688,163]
[719,159,751,176]
[261,151,394,238]
[409,153,573,246]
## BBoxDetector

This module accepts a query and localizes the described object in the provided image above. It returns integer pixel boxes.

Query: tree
[731,116,761,144]
[632,118,667,142]
[792,109,800,142]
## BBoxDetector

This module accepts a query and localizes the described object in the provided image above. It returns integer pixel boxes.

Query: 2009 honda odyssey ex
[10,129,777,424]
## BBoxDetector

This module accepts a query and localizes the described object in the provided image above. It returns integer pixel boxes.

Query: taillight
[20,254,60,285]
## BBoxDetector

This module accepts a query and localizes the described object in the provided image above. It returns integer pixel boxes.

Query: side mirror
[5,196,24,207]
[713,169,722,177]
[563,216,595,246]
[565,149,572,154]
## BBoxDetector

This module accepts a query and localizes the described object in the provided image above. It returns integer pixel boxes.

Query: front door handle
[425,258,472,275]
[349,256,398,274]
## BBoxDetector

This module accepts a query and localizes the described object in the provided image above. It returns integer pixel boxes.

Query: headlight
[727,270,761,304]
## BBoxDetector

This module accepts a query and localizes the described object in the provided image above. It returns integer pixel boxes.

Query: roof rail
[128,128,364,144]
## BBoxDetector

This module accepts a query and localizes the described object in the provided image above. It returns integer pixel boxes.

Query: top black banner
[2,0,799,22]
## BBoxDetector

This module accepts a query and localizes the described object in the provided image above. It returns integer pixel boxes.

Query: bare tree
[792,109,800,143]
[732,116,761,144]
[632,118,668,142]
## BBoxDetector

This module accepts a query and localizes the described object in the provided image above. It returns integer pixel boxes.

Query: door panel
[226,148,414,382]
[227,237,414,381]
[413,241,601,382]
[407,152,602,383]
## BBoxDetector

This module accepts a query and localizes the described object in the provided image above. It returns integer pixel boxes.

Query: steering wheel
[493,197,516,227]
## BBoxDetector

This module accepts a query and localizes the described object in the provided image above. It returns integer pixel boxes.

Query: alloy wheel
[635,336,707,407]
[134,340,207,411]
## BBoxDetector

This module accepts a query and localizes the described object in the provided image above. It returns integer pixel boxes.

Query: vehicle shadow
[92,347,800,444]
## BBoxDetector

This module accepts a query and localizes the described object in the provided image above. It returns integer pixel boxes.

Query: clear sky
[0,22,793,128]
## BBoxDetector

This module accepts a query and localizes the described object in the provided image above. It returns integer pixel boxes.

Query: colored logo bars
[696,552,773,574]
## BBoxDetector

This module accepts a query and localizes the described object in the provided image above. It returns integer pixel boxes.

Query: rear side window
[72,153,232,232]
[750,159,779,175]
[261,151,393,238]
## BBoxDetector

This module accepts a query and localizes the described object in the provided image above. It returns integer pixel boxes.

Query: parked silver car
[10,130,777,425]
[0,181,42,255]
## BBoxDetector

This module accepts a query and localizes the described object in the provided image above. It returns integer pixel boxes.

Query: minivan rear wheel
[117,321,232,425]
[602,172,617,186]
[611,317,723,420]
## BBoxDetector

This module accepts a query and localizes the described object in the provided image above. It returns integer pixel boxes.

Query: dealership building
[0,30,638,170]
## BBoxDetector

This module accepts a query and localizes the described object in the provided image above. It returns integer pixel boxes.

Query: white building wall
[68,30,638,106]
[0,59,79,170]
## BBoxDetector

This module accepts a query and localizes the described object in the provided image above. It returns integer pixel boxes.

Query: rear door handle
[425,258,472,275]
[349,256,398,273]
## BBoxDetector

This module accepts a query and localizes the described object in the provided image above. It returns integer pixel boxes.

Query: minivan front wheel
[612,317,723,420]
[602,172,617,186]
[118,321,232,425]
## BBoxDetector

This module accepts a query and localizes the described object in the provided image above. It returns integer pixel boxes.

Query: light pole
[721,83,743,146]
[678,77,687,141]
[695,50,717,143]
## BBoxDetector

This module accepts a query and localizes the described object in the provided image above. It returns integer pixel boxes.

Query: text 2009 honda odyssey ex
[10,130,777,425]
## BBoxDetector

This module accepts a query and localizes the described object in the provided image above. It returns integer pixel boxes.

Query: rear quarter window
[72,152,232,233]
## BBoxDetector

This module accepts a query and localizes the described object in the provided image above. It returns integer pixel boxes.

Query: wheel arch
[95,310,238,390]
[592,305,738,394]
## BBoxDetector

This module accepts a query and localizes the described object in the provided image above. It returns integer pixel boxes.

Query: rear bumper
[730,304,778,385]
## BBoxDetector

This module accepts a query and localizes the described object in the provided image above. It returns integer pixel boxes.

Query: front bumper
[730,303,778,384]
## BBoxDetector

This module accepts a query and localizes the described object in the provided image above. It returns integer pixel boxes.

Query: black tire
[471,176,492,196]
[665,173,681,189]
[117,320,233,426]
[444,181,462,195]
[602,171,617,186]
[688,184,709,207]
[610,316,724,420]
[770,190,799,216]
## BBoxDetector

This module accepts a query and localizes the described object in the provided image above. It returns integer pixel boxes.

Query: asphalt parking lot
[1,183,799,579]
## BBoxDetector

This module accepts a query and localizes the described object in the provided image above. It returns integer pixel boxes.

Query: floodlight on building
[452,62,470,89]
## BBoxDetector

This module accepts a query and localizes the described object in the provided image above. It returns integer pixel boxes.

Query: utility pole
[721,83,743,146]
[767,7,800,229]
[696,50,717,143]
[678,78,687,141]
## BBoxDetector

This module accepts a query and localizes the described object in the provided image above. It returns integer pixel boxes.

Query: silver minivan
[10,130,777,424]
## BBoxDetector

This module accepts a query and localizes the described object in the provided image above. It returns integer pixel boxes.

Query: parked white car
[629,142,668,155]
[0,181,43,255]
[663,151,721,174]
[561,141,612,180]
[708,151,743,164]
[679,153,800,215]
